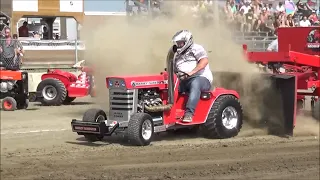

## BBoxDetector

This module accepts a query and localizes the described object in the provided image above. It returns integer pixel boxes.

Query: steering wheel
[176,70,190,80]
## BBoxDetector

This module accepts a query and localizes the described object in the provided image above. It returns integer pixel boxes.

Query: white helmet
[172,30,193,54]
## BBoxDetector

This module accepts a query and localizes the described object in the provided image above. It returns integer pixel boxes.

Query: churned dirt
[1,99,319,180]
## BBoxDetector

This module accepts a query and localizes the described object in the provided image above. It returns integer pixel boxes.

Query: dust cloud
[295,115,320,137]
[81,4,277,133]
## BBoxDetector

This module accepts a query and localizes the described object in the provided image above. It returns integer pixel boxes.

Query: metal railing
[232,31,277,52]
[0,38,85,70]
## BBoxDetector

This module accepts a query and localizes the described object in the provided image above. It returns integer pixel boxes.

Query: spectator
[224,0,234,22]
[296,0,304,11]
[42,26,49,40]
[296,0,312,18]
[299,16,311,26]
[230,1,237,15]
[55,34,60,40]
[125,0,135,16]
[276,2,285,13]
[306,0,316,9]
[245,8,254,31]
[267,3,275,15]
[0,27,24,70]
[236,9,246,32]
[240,2,251,14]
[33,31,40,38]
[265,15,275,32]
[18,21,29,37]
[252,0,262,19]
[309,10,319,25]
[254,8,268,31]
[285,14,295,27]
[277,12,287,27]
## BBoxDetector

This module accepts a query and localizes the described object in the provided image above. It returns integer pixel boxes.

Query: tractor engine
[0,80,17,93]
[137,88,163,113]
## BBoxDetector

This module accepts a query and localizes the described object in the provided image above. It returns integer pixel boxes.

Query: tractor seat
[179,86,215,100]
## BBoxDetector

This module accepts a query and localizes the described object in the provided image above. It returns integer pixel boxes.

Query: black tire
[37,78,67,106]
[201,95,243,139]
[1,97,17,111]
[127,113,154,146]
[17,99,29,110]
[63,96,76,105]
[82,108,107,142]
[312,100,320,121]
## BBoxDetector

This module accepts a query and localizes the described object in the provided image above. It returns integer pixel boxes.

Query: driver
[172,30,213,123]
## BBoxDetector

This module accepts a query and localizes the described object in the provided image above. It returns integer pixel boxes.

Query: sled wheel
[127,113,154,146]
[37,78,67,106]
[201,95,243,139]
[2,97,17,111]
[63,96,76,105]
[17,98,29,110]
[312,100,320,121]
[82,108,107,142]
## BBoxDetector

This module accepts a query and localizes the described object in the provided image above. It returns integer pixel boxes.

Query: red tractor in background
[0,62,29,111]
[243,27,320,121]
[70,45,296,146]
[36,60,96,106]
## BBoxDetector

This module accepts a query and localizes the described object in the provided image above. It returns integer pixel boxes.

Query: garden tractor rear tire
[37,78,67,106]
[82,108,106,142]
[127,113,154,146]
[312,100,320,121]
[1,97,17,111]
[201,95,243,139]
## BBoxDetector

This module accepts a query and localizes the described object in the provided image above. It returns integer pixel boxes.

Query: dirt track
[1,97,319,180]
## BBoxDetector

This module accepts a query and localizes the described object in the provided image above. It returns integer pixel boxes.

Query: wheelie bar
[71,119,119,136]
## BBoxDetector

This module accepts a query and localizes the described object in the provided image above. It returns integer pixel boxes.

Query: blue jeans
[179,76,212,116]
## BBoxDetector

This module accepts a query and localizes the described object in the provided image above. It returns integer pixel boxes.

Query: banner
[19,40,85,51]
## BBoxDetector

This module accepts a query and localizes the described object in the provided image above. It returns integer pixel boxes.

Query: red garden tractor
[70,45,296,146]
[243,27,320,121]
[35,60,96,106]
[0,62,29,111]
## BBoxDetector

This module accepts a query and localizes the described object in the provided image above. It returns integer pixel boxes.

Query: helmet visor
[174,40,185,48]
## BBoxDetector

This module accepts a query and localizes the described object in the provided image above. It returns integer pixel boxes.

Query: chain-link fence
[0,37,23,70]
[0,55,22,70]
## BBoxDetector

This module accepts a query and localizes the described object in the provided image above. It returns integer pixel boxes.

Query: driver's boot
[182,113,193,123]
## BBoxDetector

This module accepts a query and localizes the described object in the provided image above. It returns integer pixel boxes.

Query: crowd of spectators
[126,0,319,34]
[125,0,163,17]
[223,0,320,33]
